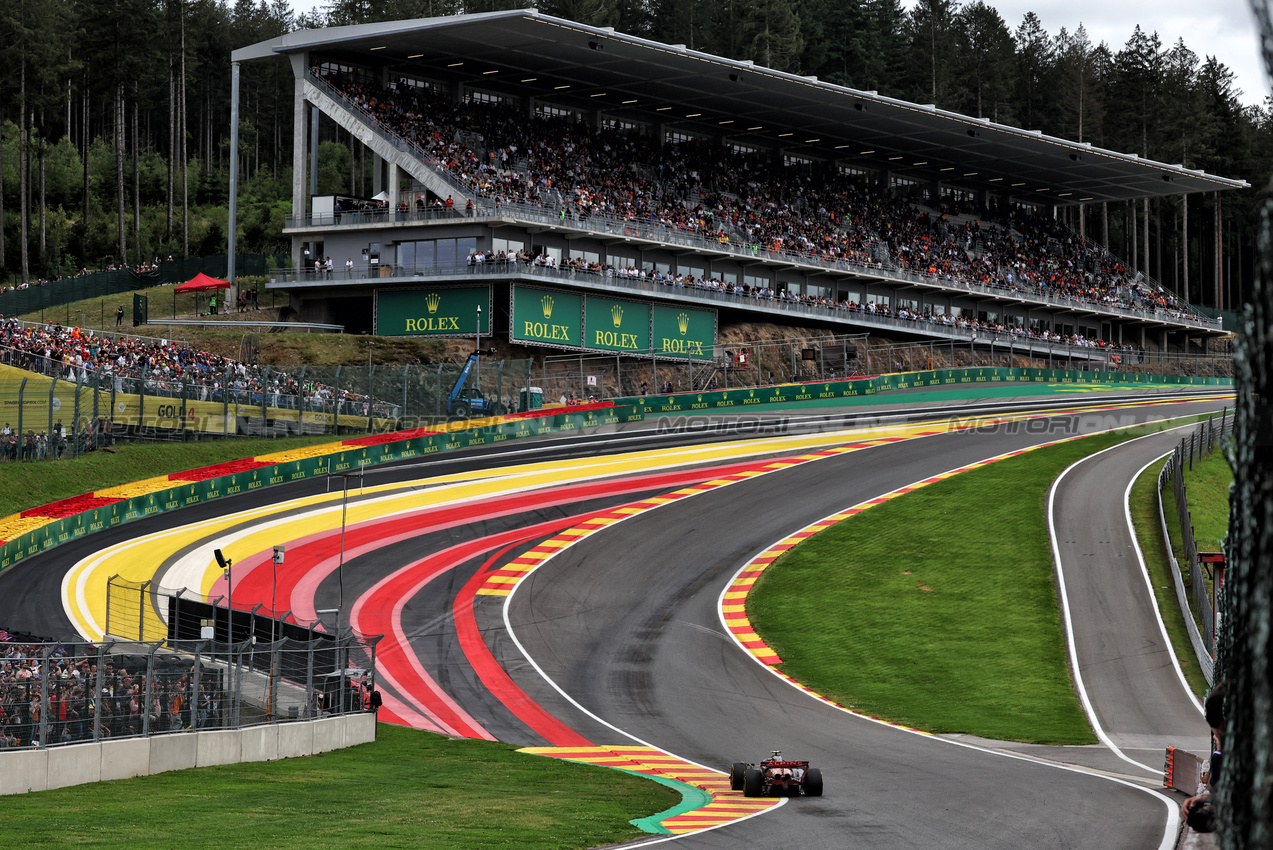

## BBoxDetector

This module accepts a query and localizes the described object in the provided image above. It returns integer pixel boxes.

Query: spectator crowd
[0,316,397,459]
[324,69,1207,334]
[0,632,227,748]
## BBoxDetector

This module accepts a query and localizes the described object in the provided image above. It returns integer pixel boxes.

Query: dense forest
[1,0,1270,310]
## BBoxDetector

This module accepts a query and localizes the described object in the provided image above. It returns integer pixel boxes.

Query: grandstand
[229,10,1244,361]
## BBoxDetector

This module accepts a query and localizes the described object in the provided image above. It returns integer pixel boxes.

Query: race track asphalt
[0,387,1229,848]
[1048,428,1212,770]
[504,408,1220,849]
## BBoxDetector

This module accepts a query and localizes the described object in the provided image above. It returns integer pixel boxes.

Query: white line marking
[1047,424,1202,775]
[1123,453,1206,715]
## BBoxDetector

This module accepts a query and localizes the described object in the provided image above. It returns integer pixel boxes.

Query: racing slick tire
[730,763,748,791]
[804,767,823,797]
[743,768,764,798]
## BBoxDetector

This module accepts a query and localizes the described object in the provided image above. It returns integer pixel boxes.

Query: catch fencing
[0,345,535,457]
[0,254,287,320]
[1157,409,1232,672]
[534,335,1233,404]
[0,628,378,751]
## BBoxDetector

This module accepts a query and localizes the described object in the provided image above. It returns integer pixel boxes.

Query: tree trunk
[39,122,47,268]
[82,76,90,266]
[167,53,174,240]
[133,98,141,265]
[1,112,6,274]
[20,62,30,284]
[181,12,189,257]
[116,83,126,265]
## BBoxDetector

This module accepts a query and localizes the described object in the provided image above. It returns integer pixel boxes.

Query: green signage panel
[511,285,582,347]
[583,296,650,353]
[376,286,491,336]
[651,304,716,360]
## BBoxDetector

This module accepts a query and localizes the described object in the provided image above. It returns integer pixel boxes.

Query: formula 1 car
[730,751,823,797]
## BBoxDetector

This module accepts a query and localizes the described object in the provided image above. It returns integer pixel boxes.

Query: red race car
[730,751,824,797]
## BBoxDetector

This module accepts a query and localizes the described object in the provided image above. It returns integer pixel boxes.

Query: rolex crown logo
[541,295,555,319]
[611,304,624,327]
[425,292,442,314]
[677,312,690,334]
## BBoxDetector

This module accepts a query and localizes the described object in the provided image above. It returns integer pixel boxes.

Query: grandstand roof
[235,10,1248,206]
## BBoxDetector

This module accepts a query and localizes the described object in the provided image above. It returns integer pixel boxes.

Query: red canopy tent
[175,272,230,292]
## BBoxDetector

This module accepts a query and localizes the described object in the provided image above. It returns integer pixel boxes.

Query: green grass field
[1158,443,1231,640]
[1178,450,1233,553]
[747,434,1150,745]
[0,724,679,849]
[0,436,343,519]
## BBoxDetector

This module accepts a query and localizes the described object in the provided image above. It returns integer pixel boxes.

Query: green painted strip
[618,769,712,834]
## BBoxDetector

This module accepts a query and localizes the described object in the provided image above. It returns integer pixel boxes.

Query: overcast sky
[908,0,1270,107]
[287,0,1271,107]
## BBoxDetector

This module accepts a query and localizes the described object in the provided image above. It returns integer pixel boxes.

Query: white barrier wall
[0,714,376,796]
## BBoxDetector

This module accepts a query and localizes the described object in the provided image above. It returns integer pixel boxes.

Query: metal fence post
[72,372,83,458]
[191,643,202,730]
[142,648,155,737]
[93,644,106,742]
[139,580,148,641]
[39,645,51,747]
[401,365,409,425]
[17,376,26,453]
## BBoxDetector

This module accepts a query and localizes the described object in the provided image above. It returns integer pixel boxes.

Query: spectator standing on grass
[115,305,124,327]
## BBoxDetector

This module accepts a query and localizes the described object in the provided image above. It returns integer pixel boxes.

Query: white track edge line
[1123,452,1207,715]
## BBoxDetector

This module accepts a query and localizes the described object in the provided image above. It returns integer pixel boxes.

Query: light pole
[272,546,285,643]
[475,305,482,392]
[214,548,232,641]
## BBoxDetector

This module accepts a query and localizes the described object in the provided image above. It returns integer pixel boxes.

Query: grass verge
[1128,462,1210,697]
[0,724,679,849]
[0,436,342,519]
[1177,450,1233,553]
[747,433,1149,745]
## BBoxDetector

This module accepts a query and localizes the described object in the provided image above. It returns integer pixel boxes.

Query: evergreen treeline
[1,0,1269,309]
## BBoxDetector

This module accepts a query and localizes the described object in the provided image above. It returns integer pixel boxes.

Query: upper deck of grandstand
[231,11,1241,351]
[234,10,1245,205]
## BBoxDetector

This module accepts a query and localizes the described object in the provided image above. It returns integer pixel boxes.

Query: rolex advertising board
[651,304,716,360]
[376,286,491,336]
[583,296,650,354]
[511,285,582,348]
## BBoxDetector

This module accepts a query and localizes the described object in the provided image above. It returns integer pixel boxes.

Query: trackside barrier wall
[0,404,639,573]
[0,714,374,796]
[0,368,1230,574]
[616,365,1232,416]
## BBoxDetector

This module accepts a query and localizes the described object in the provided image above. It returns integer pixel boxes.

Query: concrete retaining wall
[0,714,376,795]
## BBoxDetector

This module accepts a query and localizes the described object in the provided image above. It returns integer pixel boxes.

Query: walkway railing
[272,260,1194,362]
